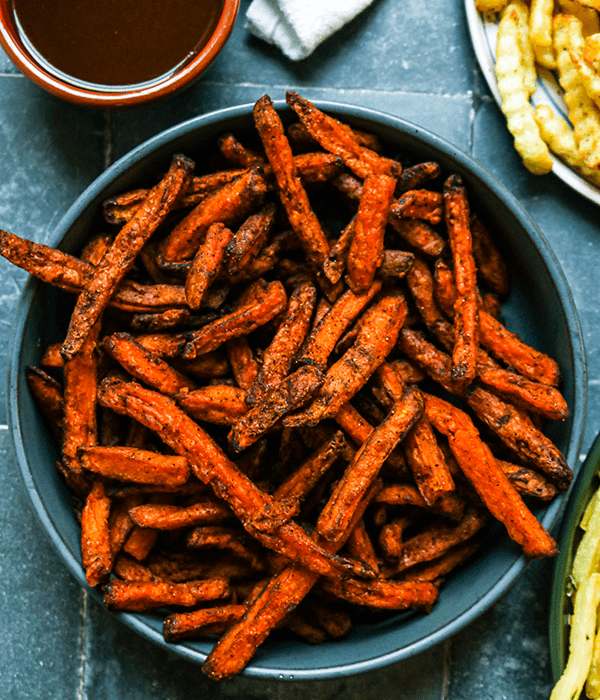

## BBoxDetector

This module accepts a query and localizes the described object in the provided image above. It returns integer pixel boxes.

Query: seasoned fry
[320,577,438,611]
[176,385,249,425]
[129,500,233,530]
[63,155,194,359]
[222,203,277,276]
[530,0,557,68]
[164,605,247,642]
[285,294,408,426]
[79,446,190,487]
[286,91,401,179]
[185,222,234,310]
[379,250,415,278]
[443,174,479,388]
[345,517,380,575]
[246,281,317,405]
[346,174,397,293]
[424,393,558,558]
[103,577,230,611]
[26,366,64,439]
[470,213,510,299]
[391,189,443,225]
[81,479,112,586]
[316,385,424,542]
[160,165,266,262]
[181,279,287,358]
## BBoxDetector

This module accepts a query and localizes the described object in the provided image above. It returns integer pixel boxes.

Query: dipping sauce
[9,0,225,87]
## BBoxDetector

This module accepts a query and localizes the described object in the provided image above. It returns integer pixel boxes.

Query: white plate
[464,0,600,206]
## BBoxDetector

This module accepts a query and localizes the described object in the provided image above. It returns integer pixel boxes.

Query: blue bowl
[7,101,587,680]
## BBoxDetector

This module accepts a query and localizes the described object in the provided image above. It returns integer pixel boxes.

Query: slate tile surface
[1,0,598,697]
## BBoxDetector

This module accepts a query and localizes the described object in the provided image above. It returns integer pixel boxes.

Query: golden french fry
[587,627,600,699]
[585,32,600,64]
[509,0,538,95]
[496,4,553,174]
[550,573,600,700]
[476,0,509,11]
[558,1,600,36]
[572,483,600,587]
[554,13,600,169]
[534,104,600,184]
[529,0,557,68]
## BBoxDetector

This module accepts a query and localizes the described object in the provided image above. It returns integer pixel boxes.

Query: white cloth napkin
[246,0,377,61]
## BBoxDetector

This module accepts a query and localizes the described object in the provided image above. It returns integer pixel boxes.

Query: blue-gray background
[1,1,597,697]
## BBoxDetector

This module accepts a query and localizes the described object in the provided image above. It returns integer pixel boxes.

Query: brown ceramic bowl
[0,0,239,108]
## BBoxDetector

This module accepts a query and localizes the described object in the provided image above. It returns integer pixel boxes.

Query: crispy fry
[345,517,380,576]
[187,526,266,571]
[396,162,442,193]
[222,203,277,276]
[113,552,158,582]
[79,446,190,487]
[103,577,230,611]
[229,365,324,452]
[104,332,198,395]
[317,385,423,543]
[285,294,408,426]
[470,213,511,299]
[530,0,557,68]
[123,524,159,561]
[164,605,247,642]
[296,280,382,370]
[97,377,368,579]
[130,500,233,530]
[246,281,317,405]
[397,538,481,582]
[181,279,287,359]
[391,189,443,224]
[322,216,355,285]
[62,155,194,359]
[346,174,397,293]
[444,174,479,388]
[498,459,559,500]
[185,222,234,310]
[176,385,249,425]
[320,577,438,611]
[81,479,112,586]
[253,94,331,282]
[160,165,266,262]
[379,250,415,278]
[286,91,401,179]
[476,365,569,419]
[496,3,553,174]
[424,392,558,558]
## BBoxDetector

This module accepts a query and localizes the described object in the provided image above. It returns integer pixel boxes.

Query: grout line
[441,639,452,700]
[76,591,89,700]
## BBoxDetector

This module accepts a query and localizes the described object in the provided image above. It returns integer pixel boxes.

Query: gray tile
[81,595,446,700]
[447,559,555,700]
[205,0,476,96]
[0,430,82,700]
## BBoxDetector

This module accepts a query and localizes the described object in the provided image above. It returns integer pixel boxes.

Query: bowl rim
[0,0,240,108]
[7,99,588,679]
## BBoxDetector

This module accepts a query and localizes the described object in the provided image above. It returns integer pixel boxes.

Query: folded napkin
[246,0,377,61]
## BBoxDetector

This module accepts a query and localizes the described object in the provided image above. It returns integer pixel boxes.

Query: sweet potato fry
[218,133,266,167]
[443,174,479,388]
[185,222,234,310]
[81,479,112,586]
[104,332,198,396]
[320,577,438,611]
[286,92,401,179]
[229,365,324,452]
[129,500,234,530]
[476,366,569,420]
[388,217,446,257]
[296,280,381,370]
[274,430,346,502]
[113,552,159,582]
[170,352,230,380]
[202,480,380,680]
[317,385,424,543]
[26,366,64,439]
[223,337,259,390]
[395,162,442,193]
[246,281,317,405]
[322,217,355,285]
[187,526,266,571]
[222,203,277,276]
[345,517,380,575]
[285,294,408,426]
[346,174,397,293]
[423,392,558,558]
[397,538,481,583]
[253,95,332,288]
[62,321,100,474]
[62,155,194,360]
[181,279,287,359]
[79,446,190,487]
[498,460,559,501]
[123,524,159,561]
[176,385,248,425]
[391,189,443,224]
[164,604,247,642]
[103,577,230,611]
[97,377,369,579]
[479,309,562,387]
[160,165,266,262]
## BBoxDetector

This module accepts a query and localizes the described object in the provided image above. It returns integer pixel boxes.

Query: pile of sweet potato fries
[0,92,572,680]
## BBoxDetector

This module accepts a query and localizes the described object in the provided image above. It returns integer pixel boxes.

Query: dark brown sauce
[10,0,225,87]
